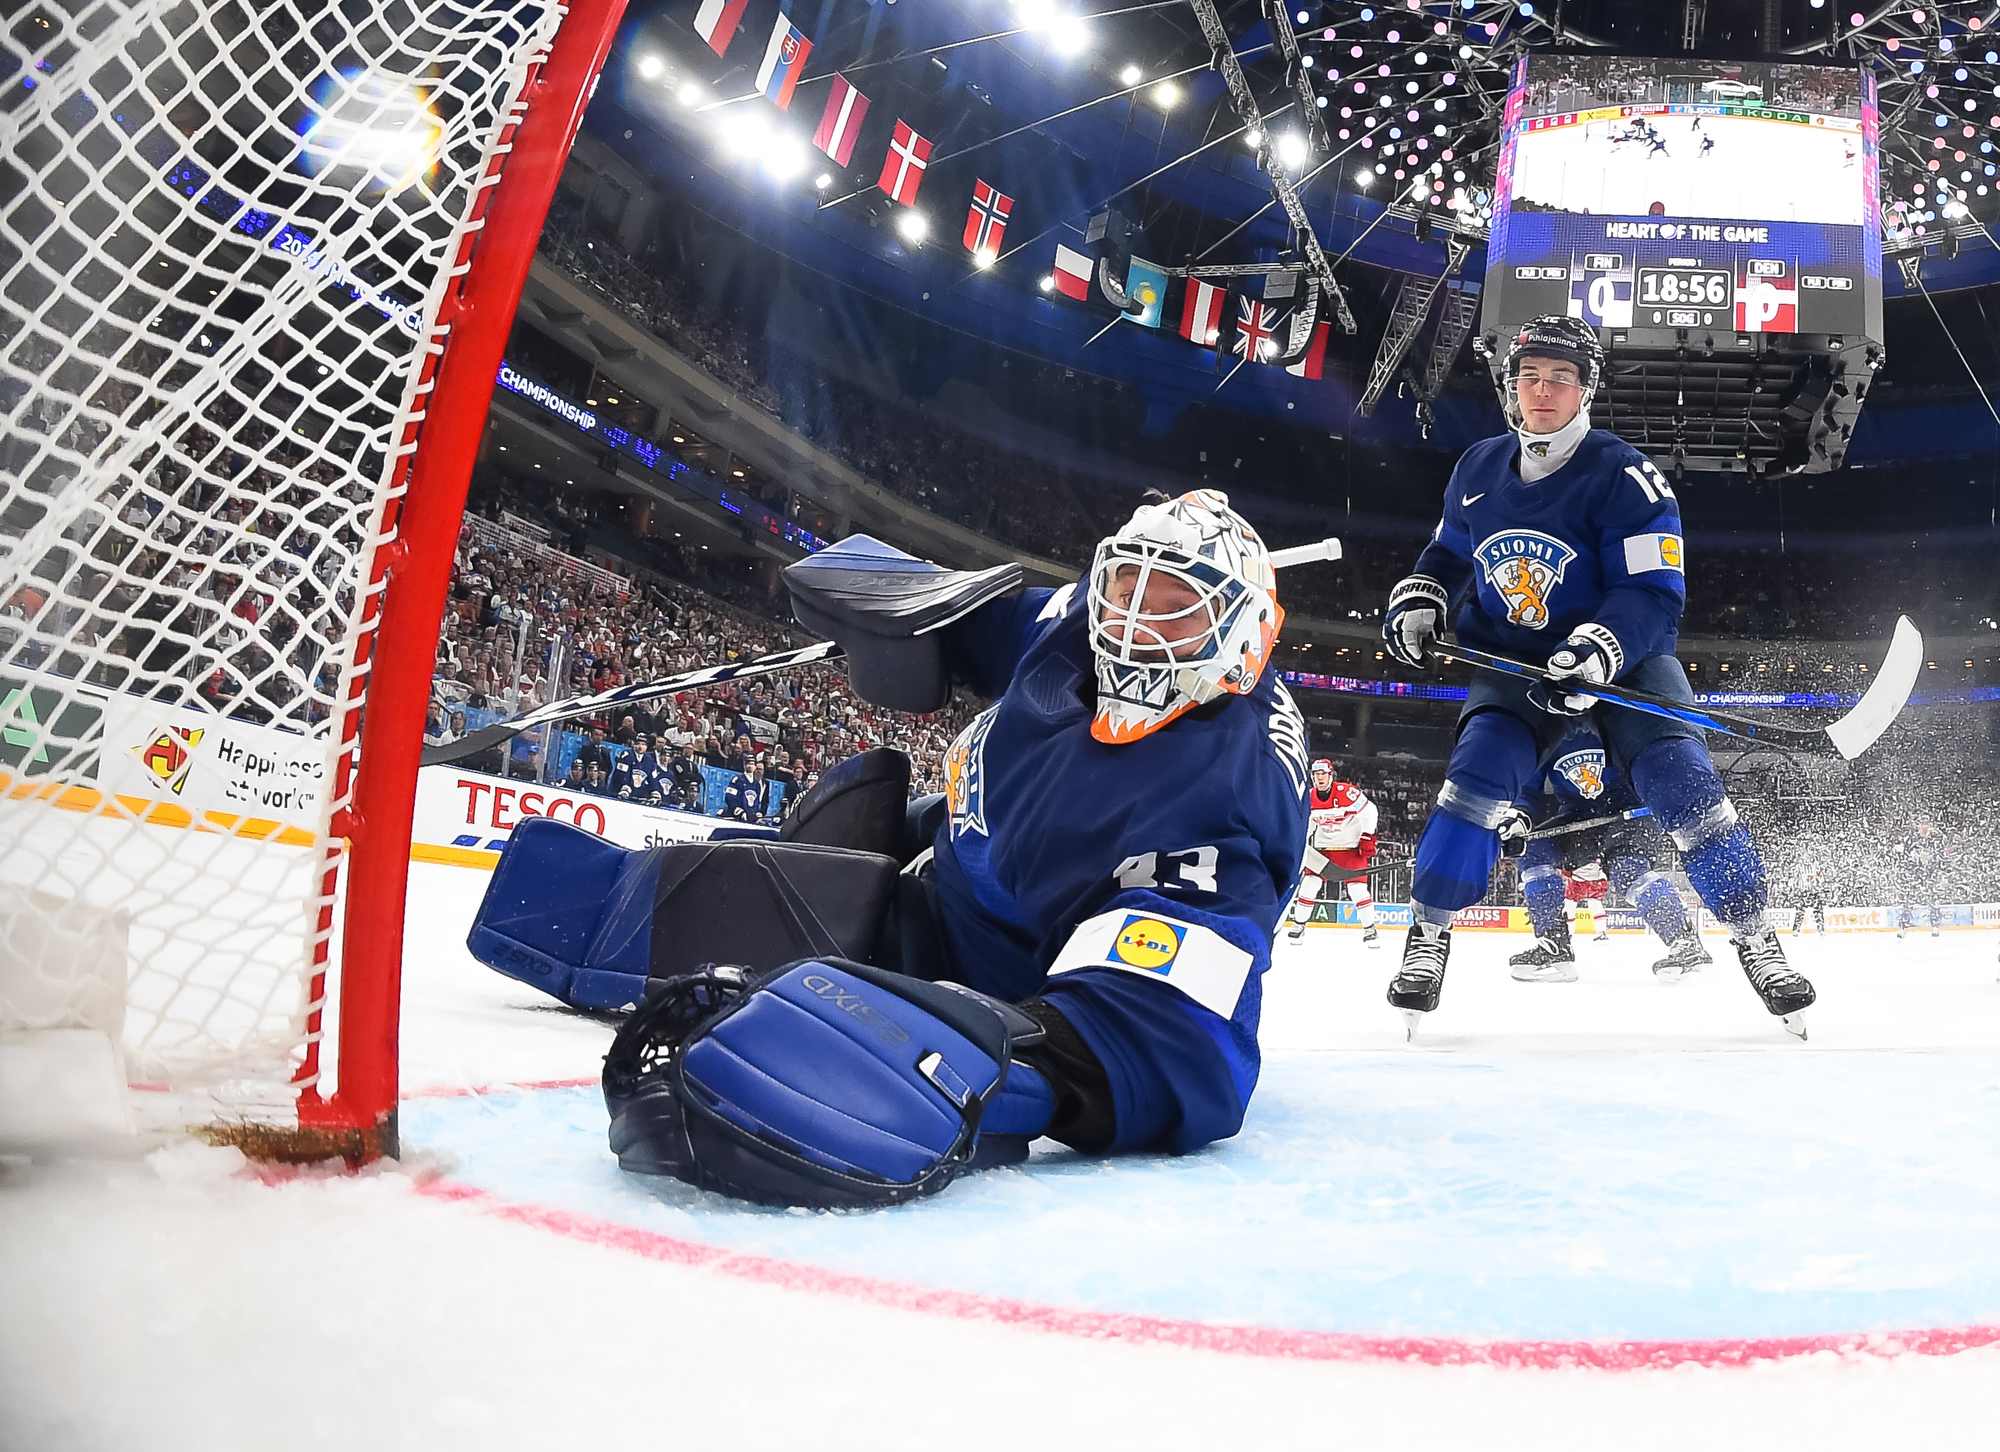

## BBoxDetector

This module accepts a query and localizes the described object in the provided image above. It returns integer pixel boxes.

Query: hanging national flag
[877,119,931,206]
[1052,243,1092,300]
[1285,319,1332,380]
[1179,277,1227,346]
[1122,257,1168,329]
[755,13,813,111]
[693,0,749,57]
[962,179,1014,257]
[813,73,868,166]
[1232,296,1287,364]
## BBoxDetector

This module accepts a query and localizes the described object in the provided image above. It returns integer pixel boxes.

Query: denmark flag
[1179,277,1226,346]
[963,179,1013,257]
[877,119,931,207]
[1733,259,1797,333]
[812,73,868,167]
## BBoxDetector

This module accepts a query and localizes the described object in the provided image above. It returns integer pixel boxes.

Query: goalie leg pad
[604,959,1050,1208]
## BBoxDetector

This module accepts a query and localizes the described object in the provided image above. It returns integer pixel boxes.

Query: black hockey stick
[421,640,845,767]
[1431,617,1923,762]
[1527,806,1652,841]
[421,537,1348,769]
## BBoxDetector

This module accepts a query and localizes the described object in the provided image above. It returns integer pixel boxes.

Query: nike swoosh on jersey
[1461,492,1486,506]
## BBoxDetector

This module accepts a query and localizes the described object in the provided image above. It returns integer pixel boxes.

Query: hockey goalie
[1286,757,1382,945]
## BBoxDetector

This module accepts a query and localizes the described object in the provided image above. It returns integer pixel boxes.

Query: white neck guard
[1515,405,1591,483]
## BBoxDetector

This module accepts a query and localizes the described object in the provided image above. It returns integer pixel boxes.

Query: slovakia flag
[756,14,813,112]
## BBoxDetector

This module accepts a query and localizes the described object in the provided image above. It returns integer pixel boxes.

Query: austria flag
[812,73,868,167]
[755,13,813,112]
[877,119,931,207]
[1178,277,1227,346]
[692,0,748,57]
[1051,243,1092,300]
[1285,320,1332,380]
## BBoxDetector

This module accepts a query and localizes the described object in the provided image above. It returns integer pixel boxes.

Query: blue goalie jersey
[931,581,1309,1156]
[1411,430,1688,676]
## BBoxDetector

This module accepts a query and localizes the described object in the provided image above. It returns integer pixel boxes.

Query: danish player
[1287,758,1381,944]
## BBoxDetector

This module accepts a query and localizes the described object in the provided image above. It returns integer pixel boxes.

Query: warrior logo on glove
[1477,530,1577,630]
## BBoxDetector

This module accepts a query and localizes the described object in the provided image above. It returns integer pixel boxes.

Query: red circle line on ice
[415,1177,2000,1373]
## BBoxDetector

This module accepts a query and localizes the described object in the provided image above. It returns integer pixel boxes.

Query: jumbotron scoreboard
[1479,52,1886,474]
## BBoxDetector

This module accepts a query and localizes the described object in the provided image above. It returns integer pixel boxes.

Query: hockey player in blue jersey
[1500,724,1712,983]
[1379,314,1813,1037]
[474,491,1312,1207]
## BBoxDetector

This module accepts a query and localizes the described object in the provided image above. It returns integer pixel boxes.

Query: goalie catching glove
[603,958,1060,1209]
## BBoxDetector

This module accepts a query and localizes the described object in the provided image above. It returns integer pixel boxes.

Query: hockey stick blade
[1823,615,1922,761]
[420,640,847,768]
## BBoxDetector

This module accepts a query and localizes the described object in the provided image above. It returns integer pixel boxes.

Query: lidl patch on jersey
[1622,532,1685,575]
[1476,530,1578,631]
[1050,908,1255,1017]
[1554,747,1607,799]
[1110,915,1185,973]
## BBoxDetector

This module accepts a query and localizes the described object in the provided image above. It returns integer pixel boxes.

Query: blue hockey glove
[603,958,1055,1208]
[1383,575,1449,668]
[1529,626,1621,716]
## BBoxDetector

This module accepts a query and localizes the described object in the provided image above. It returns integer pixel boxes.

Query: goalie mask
[1086,489,1283,745]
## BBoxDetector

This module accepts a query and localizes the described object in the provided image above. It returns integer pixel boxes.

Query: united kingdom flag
[962,179,1013,258]
[1231,296,1286,363]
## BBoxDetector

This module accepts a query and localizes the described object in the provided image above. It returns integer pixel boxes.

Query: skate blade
[1780,1011,1808,1041]
[1400,1009,1425,1043]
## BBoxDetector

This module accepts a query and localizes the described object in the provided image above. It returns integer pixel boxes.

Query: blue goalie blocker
[603,958,1047,1208]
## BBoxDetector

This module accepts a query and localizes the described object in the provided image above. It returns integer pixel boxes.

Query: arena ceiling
[628,0,2000,283]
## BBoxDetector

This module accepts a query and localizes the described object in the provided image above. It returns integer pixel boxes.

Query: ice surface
[5,862,1998,1450]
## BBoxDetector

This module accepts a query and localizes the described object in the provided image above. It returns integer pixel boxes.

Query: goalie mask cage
[0,0,627,1161]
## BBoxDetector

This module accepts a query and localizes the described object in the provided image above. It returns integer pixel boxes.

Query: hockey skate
[1284,919,1307,941]
[1388,921,1452,1040]
[1732,929,1814,1039]
[1509,930,1578,983]
[1650,933,1711,980]
[1361,924,1380,947]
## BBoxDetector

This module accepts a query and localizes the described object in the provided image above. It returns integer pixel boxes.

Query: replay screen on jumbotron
[1482,53,1884,342]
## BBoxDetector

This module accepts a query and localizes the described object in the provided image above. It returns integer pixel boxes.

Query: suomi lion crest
[1476,529,1579,630]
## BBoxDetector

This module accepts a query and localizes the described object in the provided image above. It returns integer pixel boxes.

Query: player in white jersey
[1287,757,1382,945]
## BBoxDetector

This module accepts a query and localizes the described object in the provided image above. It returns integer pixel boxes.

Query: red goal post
[0,0,629,1162]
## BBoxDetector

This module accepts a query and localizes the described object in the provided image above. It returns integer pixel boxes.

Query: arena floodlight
[1151,80,1181,109]
[1050,15,1091,56]
[896,210,929,243]
[636,53,664,81]
[1278,131,1310,169]
[1120,63,1144,87]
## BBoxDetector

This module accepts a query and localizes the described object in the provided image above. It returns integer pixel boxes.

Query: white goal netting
[1,0,602,1151]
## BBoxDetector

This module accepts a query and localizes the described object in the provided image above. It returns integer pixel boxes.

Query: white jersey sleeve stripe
[1048,908,1254,1019]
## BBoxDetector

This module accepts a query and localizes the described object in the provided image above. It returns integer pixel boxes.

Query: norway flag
[756,13,813,112]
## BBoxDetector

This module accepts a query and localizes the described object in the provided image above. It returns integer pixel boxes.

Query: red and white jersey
[1306,780,1377,855]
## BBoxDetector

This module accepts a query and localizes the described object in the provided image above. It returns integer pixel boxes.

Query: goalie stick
[422,537,1346,768]
[1430,616,1923,762]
